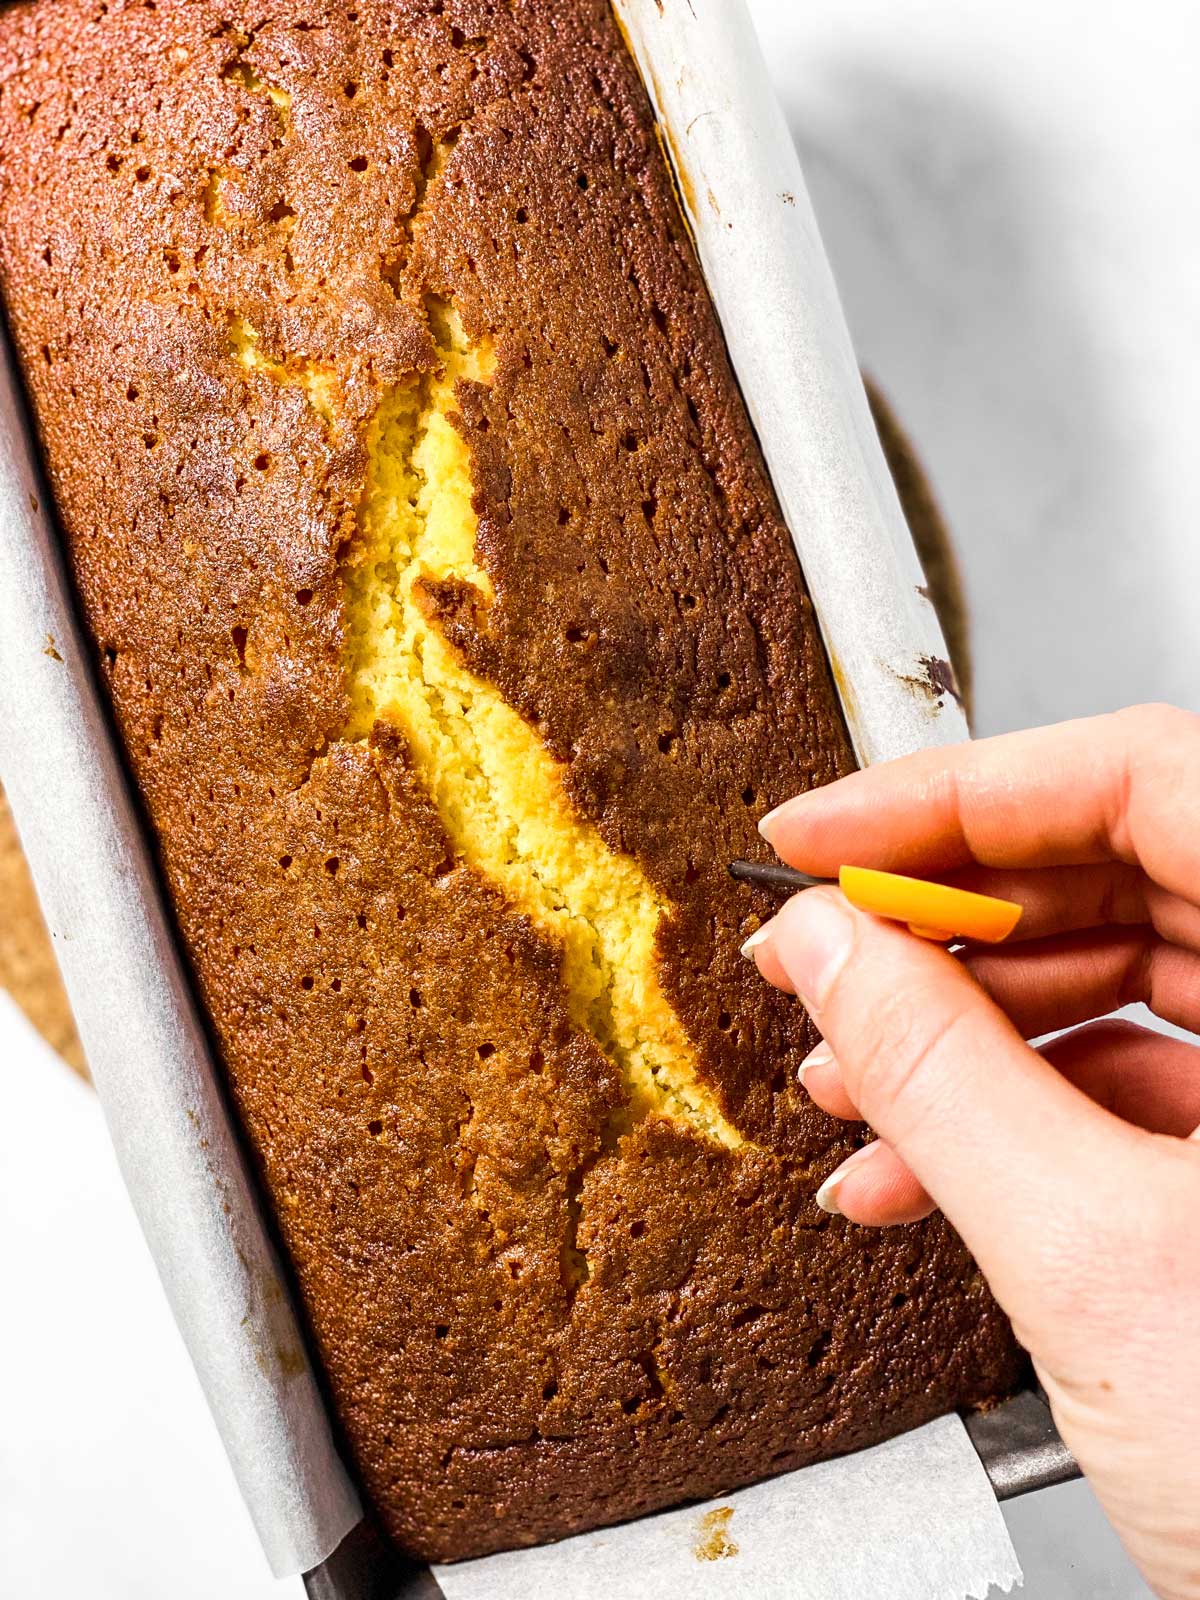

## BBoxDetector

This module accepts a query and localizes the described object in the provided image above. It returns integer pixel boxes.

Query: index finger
[760,704,1200,899]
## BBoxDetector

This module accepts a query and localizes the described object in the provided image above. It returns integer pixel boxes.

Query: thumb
[758,887,1144,1318]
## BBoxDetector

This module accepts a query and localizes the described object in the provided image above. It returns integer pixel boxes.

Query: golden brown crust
[0,412,962,1089]
[0,0,1021,1561]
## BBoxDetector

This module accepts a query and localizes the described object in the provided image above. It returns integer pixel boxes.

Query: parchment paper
[436,1416,1019,1600]
[0,0,1017,1593]
[614,0,971,765]
[0,336,361,1577]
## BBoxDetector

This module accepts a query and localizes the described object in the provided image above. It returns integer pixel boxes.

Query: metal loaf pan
[0,0,1079,1591]
[303,0,1082,1583]
[302,1390,1079,1598]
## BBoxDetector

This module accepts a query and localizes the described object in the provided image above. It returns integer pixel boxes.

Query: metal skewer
[728,859,828,894]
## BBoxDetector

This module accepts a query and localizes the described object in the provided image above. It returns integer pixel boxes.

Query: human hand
[744,706,1200,1600]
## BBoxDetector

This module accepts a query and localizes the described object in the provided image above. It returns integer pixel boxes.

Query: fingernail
[815,1142,880,1215]
[796,1044,833,1086]
[757,799,791,844]
[778,891,855,1016]
[740,918,776,959]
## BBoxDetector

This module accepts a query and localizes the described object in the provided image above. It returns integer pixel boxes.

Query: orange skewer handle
[838,866,1022,944]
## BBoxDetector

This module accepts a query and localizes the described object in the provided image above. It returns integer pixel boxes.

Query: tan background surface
[0,783,85,1074]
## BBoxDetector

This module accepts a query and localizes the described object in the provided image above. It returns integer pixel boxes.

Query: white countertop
[752,0,1200,738]
[5,0,1192,1592]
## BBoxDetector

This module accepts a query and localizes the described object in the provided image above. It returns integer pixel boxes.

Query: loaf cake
[0,0,1022,1562]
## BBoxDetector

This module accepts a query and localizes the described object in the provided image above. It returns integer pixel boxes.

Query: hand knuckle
[1117,700,1195,740]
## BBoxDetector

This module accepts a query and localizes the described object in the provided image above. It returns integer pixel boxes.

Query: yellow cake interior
[228,314,337,424]
[341,301,740,1149]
